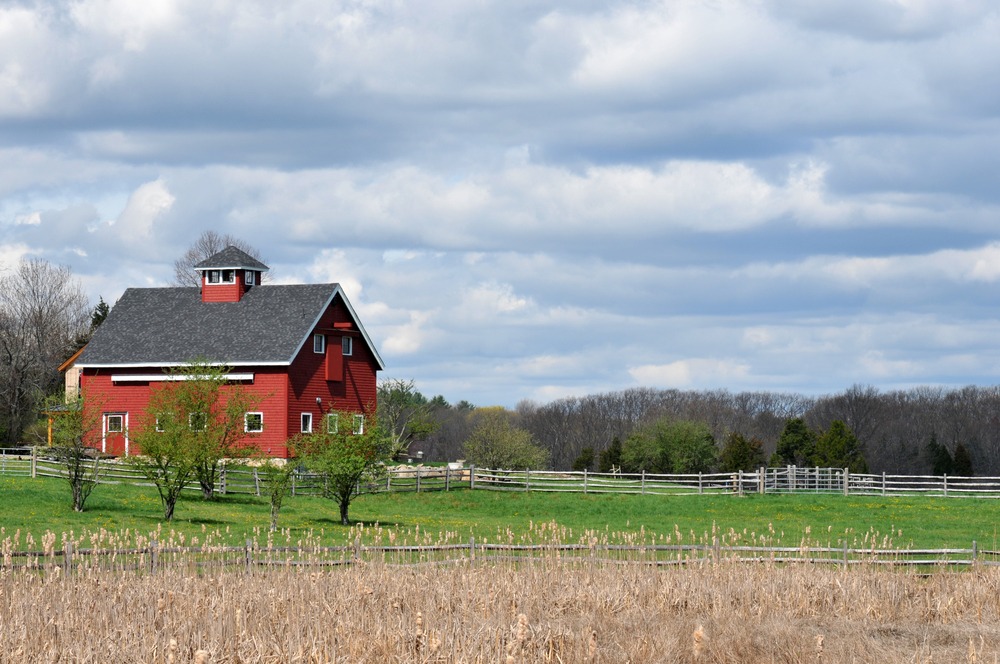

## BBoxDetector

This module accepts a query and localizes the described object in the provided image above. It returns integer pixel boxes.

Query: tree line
[397,384,1000,476]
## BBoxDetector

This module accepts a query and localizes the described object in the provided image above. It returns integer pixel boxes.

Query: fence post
[469,536,476,561]
[943,474,948,497]
[843,468,849,497]
[842,541,849,567]
[469,465,475,490]
[738,470,744,497]
[31,446,37,479]
[972,539,978,565]
[63,541,73,576]
[698,473,703,495]
[149,537,158,574]
[882,472,886,497]
[245,539,253,573]
[445,466,450,492]
[759,467,765,495]
[416,466,421,493]
[253,468,260,496]
[387,468,392,493]
[525,468,530,492]
[641,469,646,495]
[220,466,227,495]
[291,471,296,496]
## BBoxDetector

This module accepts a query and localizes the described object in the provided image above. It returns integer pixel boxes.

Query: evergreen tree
[925,433,954,475]
[774,418,816,466]
[718,432,765,473]
[813,420,868,473]
[598,437,623,472]
[953,442,974,476]
[572,446,596,472]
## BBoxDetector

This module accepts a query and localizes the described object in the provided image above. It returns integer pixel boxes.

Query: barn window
[221,269,235,283]
[106,414,124,433]
[208,270,220,284]
[326,413,339,433]
[245,270,255,286]
[353,414,364,435]
[342,336,353,356]
[301,412,313,433]
[313,334,325,354]
[245,412,263,433]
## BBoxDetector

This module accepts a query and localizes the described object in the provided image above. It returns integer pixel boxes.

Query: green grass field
[1,474,998,551]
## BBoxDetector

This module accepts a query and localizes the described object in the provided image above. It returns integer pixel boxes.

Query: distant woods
[410,384,1000,476]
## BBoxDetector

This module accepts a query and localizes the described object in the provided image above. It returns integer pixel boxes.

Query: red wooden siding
[286,295,378,437]
[81,366,296,458]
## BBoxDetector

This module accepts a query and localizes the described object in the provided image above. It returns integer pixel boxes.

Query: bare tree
[0,259,89,445]
[172,230,269,287]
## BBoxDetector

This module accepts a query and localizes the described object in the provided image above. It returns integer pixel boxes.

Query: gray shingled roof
[78,283,355,366]
[194,246,269,271]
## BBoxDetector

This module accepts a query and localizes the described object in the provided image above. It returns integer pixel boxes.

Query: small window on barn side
[245,412,263,433]
[221,269,235,283]
[245,270,255,286]
[342,336,353,356]
[106,414,124,433]
[301,412,313,433]
[313,334,325,354]
[326,413,338,434]
[208,270,221,284]
[353,414,364,435]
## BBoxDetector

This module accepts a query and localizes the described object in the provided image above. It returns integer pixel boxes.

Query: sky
[2,0,1000,408]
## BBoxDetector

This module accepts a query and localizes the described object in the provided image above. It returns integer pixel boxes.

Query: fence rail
[7,447,1000,500]
[2,538,997,574]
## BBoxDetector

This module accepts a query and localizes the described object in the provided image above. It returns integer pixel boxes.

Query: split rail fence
[3,537,999,574]
[4,446,1000,499]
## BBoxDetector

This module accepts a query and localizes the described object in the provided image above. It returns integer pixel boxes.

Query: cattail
[692,624,706,661]
[515,613,528,643]
[588,629,598,661]
[194,650,210,664]
[414,611,424,653]
[967,637,977,663]
[167,638,177,664]
[815,634,824,661]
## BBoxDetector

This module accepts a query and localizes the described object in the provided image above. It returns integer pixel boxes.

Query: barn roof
[77,283,385,369]
[193,246,269,271]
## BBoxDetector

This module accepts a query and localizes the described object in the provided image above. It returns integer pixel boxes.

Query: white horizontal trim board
[112,373,254,382]
[79,361,289,368]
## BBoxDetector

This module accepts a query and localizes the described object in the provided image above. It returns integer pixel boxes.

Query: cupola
[193,246,269,303]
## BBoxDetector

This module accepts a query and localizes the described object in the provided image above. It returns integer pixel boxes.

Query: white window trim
[301,412,313,433]
[342,336,353,356]
[326,413,339,434]
[245,270,255,285]
[221,269,236,284]
[106,414,124,433]
[245,412,264,433]
[208,270,221,284]
[353,414,365,435]
[313,334,325,354]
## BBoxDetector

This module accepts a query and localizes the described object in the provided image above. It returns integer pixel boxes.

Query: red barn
[76,246,384,457]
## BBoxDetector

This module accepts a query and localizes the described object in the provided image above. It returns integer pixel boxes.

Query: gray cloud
[2,0,999,406]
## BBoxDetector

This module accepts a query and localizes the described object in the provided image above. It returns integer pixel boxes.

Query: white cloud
[111,179,175,241]
[629,358,752,389]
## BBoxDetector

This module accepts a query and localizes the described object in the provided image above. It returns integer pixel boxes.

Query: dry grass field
[4,555,1000,663]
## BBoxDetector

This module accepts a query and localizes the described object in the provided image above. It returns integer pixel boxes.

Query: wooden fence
[6,446,1000,499]
[3,537,998,574]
